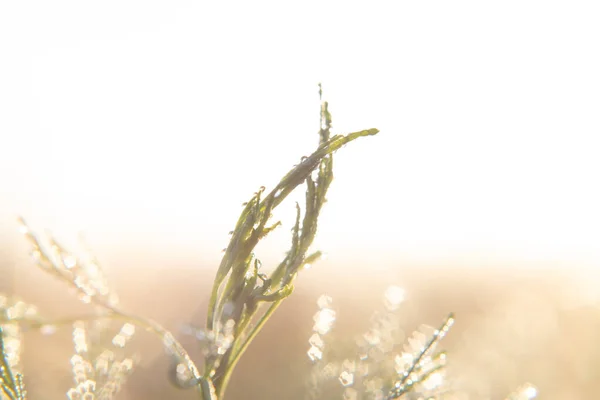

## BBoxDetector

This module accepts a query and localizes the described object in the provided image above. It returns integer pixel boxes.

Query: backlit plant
[0,86,537,400]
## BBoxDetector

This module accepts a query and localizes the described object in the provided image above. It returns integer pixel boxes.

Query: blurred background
[1,1,600,399]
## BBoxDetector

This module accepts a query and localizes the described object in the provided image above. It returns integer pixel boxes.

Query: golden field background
[2,238,599,399]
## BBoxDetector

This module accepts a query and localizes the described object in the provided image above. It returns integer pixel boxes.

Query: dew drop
[422,371,444,390]
[112,334,126,348]
[313,308,336,335]
[72,324,88,354]
[339,370,354,387]
[515,383,538,399]
[173,362,193,386]
[70,354,84,366]
[13,301,27,317]
[67,388,82,400]
[18,222,29,234]
[79,379,96,393]
[307,345,323,362]
[121,358,134,372]
[72,364,87,375]
[525,386,538,399]
[74,372,88,384]
[64,255,77,269]
[120,323,135,337]
[308,333,324,349]
[163,332,176,348]
[383,285,405,310]
[24,304,38,318]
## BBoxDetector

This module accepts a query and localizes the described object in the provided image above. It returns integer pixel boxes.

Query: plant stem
[215,299,284,399]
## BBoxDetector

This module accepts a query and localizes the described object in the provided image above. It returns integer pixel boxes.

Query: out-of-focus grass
[5,248,599,399]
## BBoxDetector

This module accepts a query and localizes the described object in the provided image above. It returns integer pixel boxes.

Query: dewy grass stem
[214,299,284,400]
[204,89,379,398]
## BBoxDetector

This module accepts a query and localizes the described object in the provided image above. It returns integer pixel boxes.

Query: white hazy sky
[1,1,599,269]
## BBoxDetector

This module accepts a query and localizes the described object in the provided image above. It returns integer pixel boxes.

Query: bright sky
[1,1,599,269]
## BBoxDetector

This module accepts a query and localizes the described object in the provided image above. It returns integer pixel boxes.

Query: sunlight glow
[1,1,599,270]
